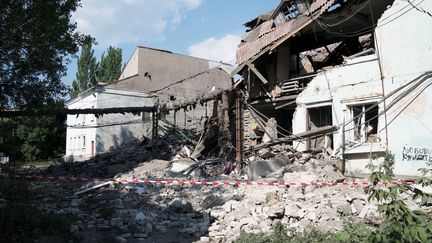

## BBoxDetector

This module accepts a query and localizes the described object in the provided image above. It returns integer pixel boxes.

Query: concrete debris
[75,181,114,196]
[6,128,431,242]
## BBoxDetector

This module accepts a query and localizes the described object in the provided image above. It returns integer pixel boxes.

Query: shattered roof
[244,10,274,31]
[235,0,337,69]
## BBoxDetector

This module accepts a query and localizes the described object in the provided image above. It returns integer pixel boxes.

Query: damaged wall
[293,0,432,177]
[293,55,385,175]
[108,47,233,129]
[376,0,432,177]
[65,88,153,161]
[95,88,154,155]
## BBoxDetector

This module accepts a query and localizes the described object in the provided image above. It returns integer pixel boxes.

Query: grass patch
[16,160,52,167]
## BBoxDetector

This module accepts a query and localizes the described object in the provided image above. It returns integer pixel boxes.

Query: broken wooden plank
[247,62,269,84]
[75,181,113,196]
[249,94,298,105]
[253,125,338,151]
[248,108,276,142]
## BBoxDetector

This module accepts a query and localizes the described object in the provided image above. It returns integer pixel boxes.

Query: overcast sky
[63,0,279,87]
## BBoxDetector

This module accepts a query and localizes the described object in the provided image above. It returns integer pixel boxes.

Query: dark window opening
[307,106,333,150]
[350,103,378,143]
[282,1,299,20]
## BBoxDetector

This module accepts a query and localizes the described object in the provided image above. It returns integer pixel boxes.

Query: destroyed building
[233,0,432,177]
[66,46,232,161]
[65,86,154,161]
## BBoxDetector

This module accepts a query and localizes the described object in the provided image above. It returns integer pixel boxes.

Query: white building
[293,0,432,177]
[235,0,432,177]
[65,46,232,161]
[65,86,153,161]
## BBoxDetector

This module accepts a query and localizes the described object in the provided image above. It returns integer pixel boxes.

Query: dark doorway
[307,105,333,150]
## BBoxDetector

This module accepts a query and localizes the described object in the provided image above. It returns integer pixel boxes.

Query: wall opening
[350,103,379,143]
[307,105,333,150]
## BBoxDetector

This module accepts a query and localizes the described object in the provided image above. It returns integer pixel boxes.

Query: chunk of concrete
[248,159,289,181]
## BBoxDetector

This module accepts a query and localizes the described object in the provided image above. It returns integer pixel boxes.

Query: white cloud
[73,0,203,48]
[187,34,241,64]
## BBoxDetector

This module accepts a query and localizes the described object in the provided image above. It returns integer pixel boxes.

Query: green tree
[97,46,123,83]
[70,38,98,98]
[0,102,66,162]
[0,0,85,110]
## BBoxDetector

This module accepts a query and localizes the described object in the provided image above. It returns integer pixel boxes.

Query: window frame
[348,102,379,143]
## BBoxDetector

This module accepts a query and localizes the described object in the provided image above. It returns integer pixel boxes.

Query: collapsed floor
[1,127,432,243]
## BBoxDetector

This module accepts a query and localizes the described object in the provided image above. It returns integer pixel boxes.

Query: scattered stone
[114,236,127,243]
[135,212,146,223]
[329,200,352,215]
[201,195,225,209]
[169,198,194,213]
[200,236,210,242]
[70,198,82,207]
[110,218,124,228]
[264,204,284,219]
[284,204,301,218]
[133,233,148,238]
[145,222,153,234]
[155,225,168,233]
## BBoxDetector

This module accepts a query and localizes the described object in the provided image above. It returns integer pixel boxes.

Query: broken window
[282,1,299,20]
[350,103,378,143]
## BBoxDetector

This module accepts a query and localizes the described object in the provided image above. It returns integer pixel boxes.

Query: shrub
[367,152,432,242]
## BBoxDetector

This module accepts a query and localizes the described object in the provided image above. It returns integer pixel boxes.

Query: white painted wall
[376,0,432,176]
[66,91,98,161]
[95,88,153,154]
[65,87,153,161]
[293,0,432,177]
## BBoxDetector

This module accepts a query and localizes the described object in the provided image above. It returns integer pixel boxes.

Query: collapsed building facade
[66,46,232,161]
[234,0,432,177]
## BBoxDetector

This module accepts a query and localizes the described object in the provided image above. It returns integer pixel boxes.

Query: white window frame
[347,102,379,144]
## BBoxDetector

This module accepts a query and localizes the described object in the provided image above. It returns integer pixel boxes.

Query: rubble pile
[22,172,431,243]
[246,144,344,183]
[47,125,201,179]
[6,131,431,242]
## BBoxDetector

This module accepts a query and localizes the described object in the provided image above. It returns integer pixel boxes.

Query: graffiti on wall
[402,146,432,162]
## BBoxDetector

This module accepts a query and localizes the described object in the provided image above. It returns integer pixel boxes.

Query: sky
[63,0,280,87]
